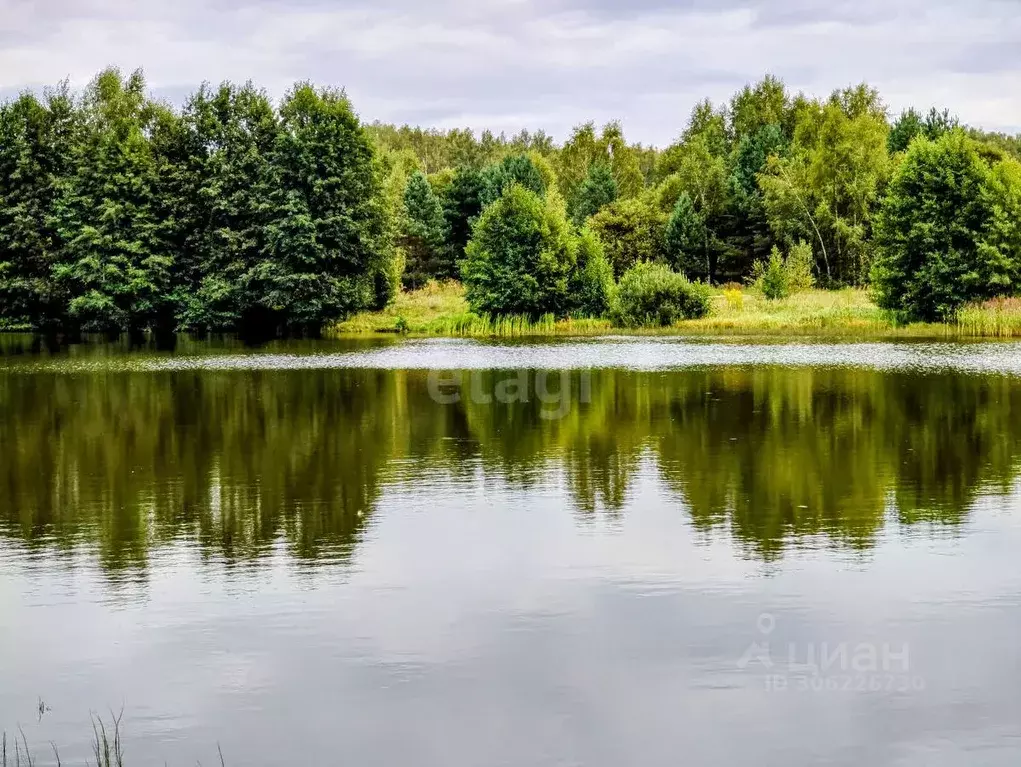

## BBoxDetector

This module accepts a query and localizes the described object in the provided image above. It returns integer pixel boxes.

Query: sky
[1,0,1018,146]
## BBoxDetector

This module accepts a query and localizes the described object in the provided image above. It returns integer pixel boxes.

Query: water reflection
[3,361,1019,569]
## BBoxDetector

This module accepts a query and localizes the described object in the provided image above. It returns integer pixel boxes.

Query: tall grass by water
[334,281,1021,339]
[333,280,611,337]
[2,713,125,767]
[1,712,227,767]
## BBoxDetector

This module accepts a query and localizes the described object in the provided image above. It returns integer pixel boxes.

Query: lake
[2,336,1021,766]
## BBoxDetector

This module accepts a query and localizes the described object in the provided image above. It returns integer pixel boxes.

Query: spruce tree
[572,161,617,225]
[664,193,706,279]
[401,170,447,289]
[440,166,487,273]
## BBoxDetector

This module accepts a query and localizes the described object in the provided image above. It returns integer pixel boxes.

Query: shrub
[752,247,790,300]
[461,184,575,317]
[610,262,712,327]
[752,242,815,300]
[785,240,816,292]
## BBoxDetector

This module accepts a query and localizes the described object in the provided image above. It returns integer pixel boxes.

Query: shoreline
[332,281,1021,340]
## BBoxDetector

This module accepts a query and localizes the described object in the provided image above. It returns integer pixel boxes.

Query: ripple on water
[2,337,1021,375]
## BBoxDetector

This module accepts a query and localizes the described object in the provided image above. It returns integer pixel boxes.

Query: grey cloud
[1,0,1018,145]
[951,39,1021,75]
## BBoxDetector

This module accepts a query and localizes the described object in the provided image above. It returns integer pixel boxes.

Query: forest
[1,68,1021,334]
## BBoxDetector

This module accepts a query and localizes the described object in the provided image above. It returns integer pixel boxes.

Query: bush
[461,184,575,317]
[785,240,816,291]
[752,242,815,300]
[610,262,712,327]
[751,247,790,300]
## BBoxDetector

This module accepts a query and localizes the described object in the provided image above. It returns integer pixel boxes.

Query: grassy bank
[333,281,1021,339]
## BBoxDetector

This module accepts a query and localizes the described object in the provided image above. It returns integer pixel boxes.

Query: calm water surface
[2,336,1021,766]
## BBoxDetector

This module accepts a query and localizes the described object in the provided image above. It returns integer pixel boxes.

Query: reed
[0,712,161,767]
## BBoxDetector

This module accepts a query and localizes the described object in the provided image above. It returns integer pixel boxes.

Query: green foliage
[730,75,792,143]
[663,192,705,277]
[401,170,447,288]
[263,83,391,329]
[50,68,172,333]
[0,86,77,330]
[572,161,617,224]
[557,121,645,219]
[662,134,729,282]
[724,123,788,270]
[439,165,487,270]
[569,227,614,317]
[178,81,280,331]
[979,159,1021,274]
[752,247,791,300]
[760,90,890,286]
[785,240,816,291]
[751,241,814,300]
[871,131,1018,321]
[366,123,555,174]
[610,261,712,327]
[888,107,959,154]
[480,153,547,206]
[461,184,576,317]
[588,198,666,277]
[3,68,1021,334]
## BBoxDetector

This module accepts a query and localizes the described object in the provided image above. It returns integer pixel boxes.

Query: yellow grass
[332,281,1021,339]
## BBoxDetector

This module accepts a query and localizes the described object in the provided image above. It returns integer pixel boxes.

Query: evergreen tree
[480,153,547,206]
[572,161,617,224]
[440,165,488,270]
[723,123,787,271]
[401,170,447,288]
[664,193,706,278]
[888,107,959,154]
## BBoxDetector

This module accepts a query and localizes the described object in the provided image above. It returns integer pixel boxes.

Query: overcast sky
[1,0,1018,146]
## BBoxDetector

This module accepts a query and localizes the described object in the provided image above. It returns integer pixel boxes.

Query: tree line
[2,69,1021,334]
